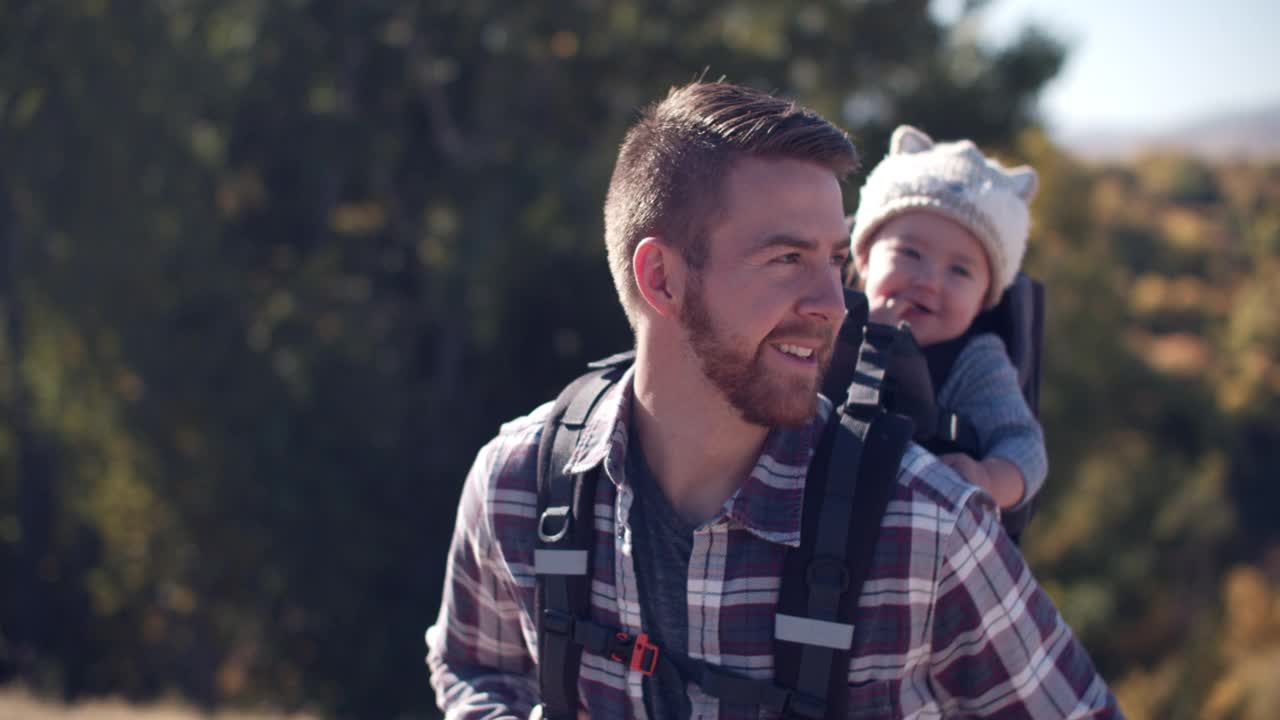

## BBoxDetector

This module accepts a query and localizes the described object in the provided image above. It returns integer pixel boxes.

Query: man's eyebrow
[756,233,853,253]
[750,233,818,252]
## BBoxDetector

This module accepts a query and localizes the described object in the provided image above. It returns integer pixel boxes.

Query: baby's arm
[938,335,1048,510]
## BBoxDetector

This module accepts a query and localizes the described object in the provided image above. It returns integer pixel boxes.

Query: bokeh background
[2,1,1278,718]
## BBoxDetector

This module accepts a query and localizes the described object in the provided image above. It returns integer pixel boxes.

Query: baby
[849,125,1047,514]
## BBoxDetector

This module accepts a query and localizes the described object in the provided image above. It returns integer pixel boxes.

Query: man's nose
[801,266,847,326]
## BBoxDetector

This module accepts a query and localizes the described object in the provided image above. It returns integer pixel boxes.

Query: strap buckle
[538,506,572,543]
[605,631,659,676]
[629,633,659,676]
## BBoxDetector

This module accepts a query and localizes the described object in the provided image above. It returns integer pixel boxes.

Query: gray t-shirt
[627,429,695,719]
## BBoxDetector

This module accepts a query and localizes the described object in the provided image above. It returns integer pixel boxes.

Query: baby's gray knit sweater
[935,332,1048,510]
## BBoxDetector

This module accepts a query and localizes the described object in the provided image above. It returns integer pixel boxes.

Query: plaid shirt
[426,368,1121,719]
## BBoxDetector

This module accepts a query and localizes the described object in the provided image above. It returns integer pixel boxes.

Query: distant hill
[1057,103,1280,161]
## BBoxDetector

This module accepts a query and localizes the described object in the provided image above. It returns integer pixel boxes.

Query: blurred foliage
[0,1,1275,719]
[1011,133,1280,720]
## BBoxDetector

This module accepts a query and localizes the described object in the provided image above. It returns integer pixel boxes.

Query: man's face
[859,211,991,347]
[679,156,848,428]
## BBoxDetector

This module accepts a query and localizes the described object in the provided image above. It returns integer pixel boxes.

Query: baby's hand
[939,453,991,491]
[939,454,1026,511]
[868,299,905,326]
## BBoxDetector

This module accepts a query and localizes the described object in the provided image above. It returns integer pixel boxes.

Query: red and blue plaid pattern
[426,368,1121,719]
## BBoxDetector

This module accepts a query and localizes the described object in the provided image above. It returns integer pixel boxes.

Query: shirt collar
[562,366,831,548]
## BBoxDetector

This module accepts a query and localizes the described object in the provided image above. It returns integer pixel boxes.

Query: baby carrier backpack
[821,272,1046,539]
[530,277,1044,718]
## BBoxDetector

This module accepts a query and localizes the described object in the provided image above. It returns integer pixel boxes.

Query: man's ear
[633,237,686,319]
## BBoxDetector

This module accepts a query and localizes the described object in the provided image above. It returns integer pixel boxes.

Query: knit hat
[850,125,1039,308]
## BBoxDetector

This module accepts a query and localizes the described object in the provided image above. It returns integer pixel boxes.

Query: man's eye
[831,253,849,268]
[775,252,802,264]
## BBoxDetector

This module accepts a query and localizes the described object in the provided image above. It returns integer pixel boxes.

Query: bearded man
[425,81,1120,720]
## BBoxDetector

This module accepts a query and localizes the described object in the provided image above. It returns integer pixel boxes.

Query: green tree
[1,1,1067,716]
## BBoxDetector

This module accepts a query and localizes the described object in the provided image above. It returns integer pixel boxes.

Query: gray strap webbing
[534,549,589,576]
[774,614,855,650]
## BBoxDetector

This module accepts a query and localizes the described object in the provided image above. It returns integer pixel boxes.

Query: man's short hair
[603,81,858,328]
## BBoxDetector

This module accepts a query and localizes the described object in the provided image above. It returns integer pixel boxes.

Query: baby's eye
[951,264,972,278]
[897,247,921,260]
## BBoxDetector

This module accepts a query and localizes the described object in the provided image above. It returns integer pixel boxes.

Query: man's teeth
[778,344,814,358]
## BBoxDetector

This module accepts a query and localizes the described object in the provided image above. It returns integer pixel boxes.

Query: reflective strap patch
[774,613,855,650]
[534,549,589,575]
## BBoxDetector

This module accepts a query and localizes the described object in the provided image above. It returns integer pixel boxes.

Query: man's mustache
[764,321,835,349]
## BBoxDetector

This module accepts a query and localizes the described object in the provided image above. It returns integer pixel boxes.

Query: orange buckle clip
[629,633,659,676]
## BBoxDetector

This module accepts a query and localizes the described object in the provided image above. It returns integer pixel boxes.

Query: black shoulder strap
[819,288,869,406]
[534,357,630,720]
[774,323,914,719]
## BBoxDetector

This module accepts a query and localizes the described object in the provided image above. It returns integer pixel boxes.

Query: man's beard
[681,278,834,428]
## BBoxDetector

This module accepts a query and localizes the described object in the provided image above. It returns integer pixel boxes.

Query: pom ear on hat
[1007,165,1038,201]
[889,125,934,155]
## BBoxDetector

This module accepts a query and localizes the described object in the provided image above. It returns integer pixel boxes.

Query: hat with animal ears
[850,125,1039,308]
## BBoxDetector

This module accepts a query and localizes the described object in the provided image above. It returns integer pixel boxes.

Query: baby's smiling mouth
[888,296,934,316]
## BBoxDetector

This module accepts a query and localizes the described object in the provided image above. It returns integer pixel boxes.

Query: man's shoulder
[477,401,554,489]
[889,444,994,526]
[494,400,556,446]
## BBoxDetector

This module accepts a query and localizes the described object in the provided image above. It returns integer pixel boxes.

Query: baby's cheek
[861,271,888,299]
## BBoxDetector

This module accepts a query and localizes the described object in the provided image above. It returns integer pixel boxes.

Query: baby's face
[858,211,991,347]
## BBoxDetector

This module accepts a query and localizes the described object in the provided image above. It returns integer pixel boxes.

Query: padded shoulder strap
[534,360,629,720]
[819,288,870,406]
[774,323,915,719]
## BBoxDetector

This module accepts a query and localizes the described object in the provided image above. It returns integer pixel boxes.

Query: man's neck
[631,342,771,526]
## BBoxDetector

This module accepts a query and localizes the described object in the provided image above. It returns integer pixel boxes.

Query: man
[426,81,1120,719]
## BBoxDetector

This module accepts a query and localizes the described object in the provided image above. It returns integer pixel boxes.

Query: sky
[936,0,1280,135]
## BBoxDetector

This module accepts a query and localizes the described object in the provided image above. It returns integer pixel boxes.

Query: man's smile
[775,343,815,359]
